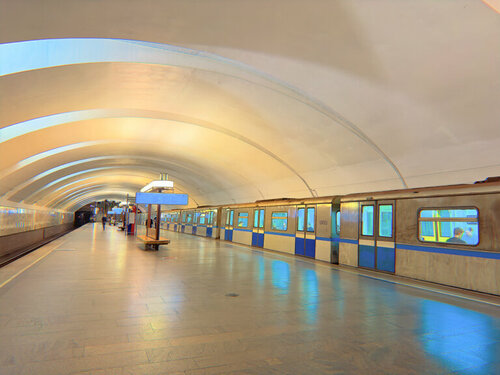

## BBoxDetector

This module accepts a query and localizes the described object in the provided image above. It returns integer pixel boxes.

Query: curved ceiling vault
[0,1,499,212]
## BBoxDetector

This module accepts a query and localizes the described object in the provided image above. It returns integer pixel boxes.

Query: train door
[206,211,213,237]
[193,212,198,235]
[331,204,341,264]
[252,208,265,247]
[295,205,316,258]
[358,200,395,272]
[181,212,186,233]
[224,209,234,241]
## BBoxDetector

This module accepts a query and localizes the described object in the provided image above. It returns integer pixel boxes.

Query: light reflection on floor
[1,225,498,375]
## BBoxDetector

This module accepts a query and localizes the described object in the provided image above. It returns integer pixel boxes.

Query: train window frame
[417,206,479,247]
[306,207,315,232]
[259,209,265,228]
[237,212,249,228]
[360,204,375,237]
[271,211,288,231]
[378,204,393,238]
[297,207,305,231]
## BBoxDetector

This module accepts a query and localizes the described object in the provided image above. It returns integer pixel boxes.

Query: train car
[219,197,341,263]
[338,178,500,295]
[191,207,220,239]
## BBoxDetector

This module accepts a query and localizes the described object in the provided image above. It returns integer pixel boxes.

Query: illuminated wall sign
[135,192,188,205]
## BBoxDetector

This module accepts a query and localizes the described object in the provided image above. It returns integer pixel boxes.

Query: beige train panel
[264,205,297,236]
[339,243,358,267]
[341,181,500,203]
[315,240,331,262]
[264,234,295,255]
[316,203,332,238]
[212,227,220,239]
[196,226,207,237]
[211,196,339,210]
[396,193,500,252]
[232,230,252,246]
[234,208,252,230]
[396,248,500,295]
[359,238,374,246]
[340,202,359,240]
[376,240,395,248]
[220,228,226,239]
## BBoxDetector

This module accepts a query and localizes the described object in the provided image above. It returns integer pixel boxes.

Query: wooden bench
[137,235,171,250]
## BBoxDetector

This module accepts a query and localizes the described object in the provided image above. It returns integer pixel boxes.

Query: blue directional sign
[135,192,188,205]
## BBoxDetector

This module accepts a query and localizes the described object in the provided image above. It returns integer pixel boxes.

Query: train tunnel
[0,1,499,374]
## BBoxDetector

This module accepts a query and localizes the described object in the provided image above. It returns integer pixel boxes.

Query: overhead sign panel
[135,192,188,205]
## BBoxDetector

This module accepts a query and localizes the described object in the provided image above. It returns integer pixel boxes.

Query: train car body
[339,181,500,295]
[188,197,342,263]
[157,179,500,295]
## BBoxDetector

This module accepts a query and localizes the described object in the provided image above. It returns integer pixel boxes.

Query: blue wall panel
[359,245,376,269]
[376,247,395,273]
[258,233,264,247]
[305,239,316,258]
[295,238,305,256]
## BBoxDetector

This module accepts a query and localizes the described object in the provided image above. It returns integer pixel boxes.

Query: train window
[271,212,288,231]
[238,212,249,228]
[306,207,315,232]
[199,213,206,225]
[259,209,264,228]
[336,210,341,235]
[418,208,479,246]
[378,205,393,238]
[254,210,259,227]
[182,212,187,223]
[361,205,374,236]
[230,210,234,226]
[187,213,192,223]
[297,208,305,231]
[226,210,230,225]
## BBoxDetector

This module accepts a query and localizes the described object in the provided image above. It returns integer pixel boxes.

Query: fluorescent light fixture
[140,180,174,192]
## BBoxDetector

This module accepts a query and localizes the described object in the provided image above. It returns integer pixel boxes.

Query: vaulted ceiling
[1,0,499,211]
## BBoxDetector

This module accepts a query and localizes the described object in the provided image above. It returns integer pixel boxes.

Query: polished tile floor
[0,224,499,375]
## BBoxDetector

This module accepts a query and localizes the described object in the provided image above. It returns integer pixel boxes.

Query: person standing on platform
[102,215,107,230]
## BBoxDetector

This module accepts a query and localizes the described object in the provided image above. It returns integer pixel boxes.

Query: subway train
[0,205,74,266]
[140,178,500,296]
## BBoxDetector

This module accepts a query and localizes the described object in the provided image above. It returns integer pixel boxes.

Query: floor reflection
[420,300,497,372]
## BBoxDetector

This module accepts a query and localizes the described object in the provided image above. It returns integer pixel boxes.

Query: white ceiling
[0,0,499,211]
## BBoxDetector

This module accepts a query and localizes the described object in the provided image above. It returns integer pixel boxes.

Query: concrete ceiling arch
[0,1,499,212]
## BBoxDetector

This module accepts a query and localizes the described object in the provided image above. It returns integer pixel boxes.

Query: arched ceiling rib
[0,1,499,212]
[0,39,407,191]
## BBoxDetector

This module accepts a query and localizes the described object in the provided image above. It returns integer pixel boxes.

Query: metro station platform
[0,225,499,375]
